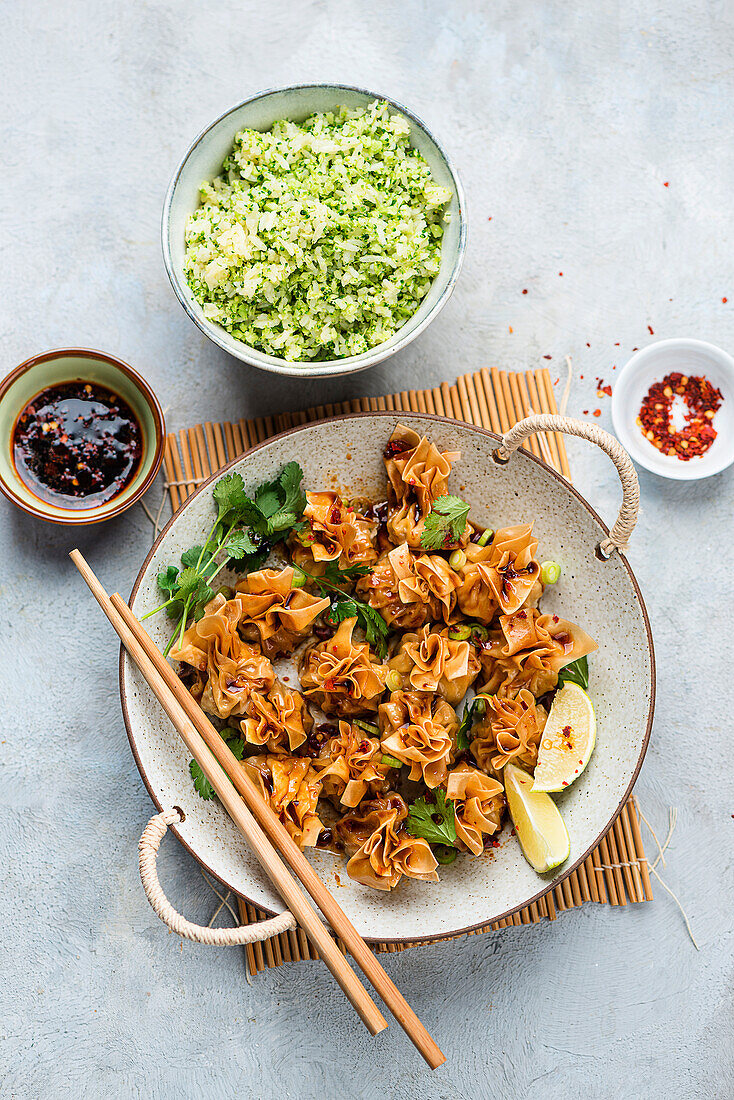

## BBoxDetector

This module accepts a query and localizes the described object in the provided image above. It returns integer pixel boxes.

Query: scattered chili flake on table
[648,325,654,334]
[543,354,552,360]
[593,409,601,417]
[637,371,723,460]
[596,378,612,398]
[723,297,728,304]
[663,181,669,187]
[522,288,528,294]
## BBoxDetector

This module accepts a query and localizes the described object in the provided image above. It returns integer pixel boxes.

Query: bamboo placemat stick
[70,552,390,1040]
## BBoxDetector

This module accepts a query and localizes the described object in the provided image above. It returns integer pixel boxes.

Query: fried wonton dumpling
[477,608,597,699]
[289,491,377,572]
[383,424,469,549]
[470,689,546,772]
[378,690,458,788]
[172,595,275,719]
[446,762,506,855]
[238,680,313,754]
[335,794,439,891]
[234,566,330,658]
[456,524,542,620]
[315,721,386,808]
[242,753,324,849]
[388,625,481,706]
[299,617,389,717]
[356,544,460,630]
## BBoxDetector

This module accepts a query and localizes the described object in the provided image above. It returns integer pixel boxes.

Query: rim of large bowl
[120,411,655,942]
[0,348,166,526]
[161,83,467,379]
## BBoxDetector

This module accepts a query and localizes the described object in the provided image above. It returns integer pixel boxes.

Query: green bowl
[0,348,165,525]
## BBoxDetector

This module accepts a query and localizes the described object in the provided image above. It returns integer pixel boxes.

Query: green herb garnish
[296,562,389,657]
[455,693,488,754]
[189,730,246,801]
[406,789,457,846]
[420,495,471,550]
[146,464,306,655]
[558,655,589,690]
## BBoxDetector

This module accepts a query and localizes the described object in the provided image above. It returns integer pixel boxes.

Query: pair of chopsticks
[70,549,445,1070]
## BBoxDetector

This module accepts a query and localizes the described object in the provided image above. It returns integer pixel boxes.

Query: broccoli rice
[183,100,452,363]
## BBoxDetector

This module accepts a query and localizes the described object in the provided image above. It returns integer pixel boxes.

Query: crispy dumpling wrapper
[299,616,388,716]
[336,794,439,891]
[478,608,597,698]
[242,753,324,849]
[357,544,460,629]
[315,721,386,808]
[456,524,542,620]
[378,689,458,788]
[389,625,480,705]
[235,566,330,657]
[289,491,377,571]
[171,593,242,670]
[446,762,506,855]
[383,425,469,549]
[238,680,313,753]
[470,688,546,772]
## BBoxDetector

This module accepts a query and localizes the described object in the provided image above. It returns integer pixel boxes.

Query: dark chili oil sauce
[12,380,143,508]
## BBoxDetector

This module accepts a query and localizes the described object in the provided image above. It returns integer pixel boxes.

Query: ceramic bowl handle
[138,808,296,945]
[494,414,640,558]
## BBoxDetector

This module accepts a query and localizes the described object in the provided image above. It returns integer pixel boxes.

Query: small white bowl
[162,84,467,379]
[611,338,734,481]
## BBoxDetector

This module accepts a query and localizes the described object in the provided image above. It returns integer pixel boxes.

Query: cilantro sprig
[294,561,389,657]
[455,693,489,753]
[406,790,457,847]
[420,495,471,551]
[190,729,246,800]
[145,463,306,655]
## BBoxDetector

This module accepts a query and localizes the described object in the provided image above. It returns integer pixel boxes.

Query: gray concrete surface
[1,1,733,1097]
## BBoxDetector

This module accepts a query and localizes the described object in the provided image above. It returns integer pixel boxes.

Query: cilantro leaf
[279,462,306,516]
[180,545,218,578]
[558,655,589,690]
[212,472,250,522]
[420,495,471,550]
[326,594,389,657]
[321,561,371,584]
[456,694,489,753]
[157,565,179,596]
[267,510,299,534]
[224,528,260,560]
[407,790,457,846]
[190,758,216,800]
[255,480,283,519]
[175,567,209,603]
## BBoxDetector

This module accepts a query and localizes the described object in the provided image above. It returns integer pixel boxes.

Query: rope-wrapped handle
[494,414,640,558]
[138,808,296,945]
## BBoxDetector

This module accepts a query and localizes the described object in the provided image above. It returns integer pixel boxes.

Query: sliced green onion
[354,719,380,736]
[448,549,467,569]
[380,753,403,769]
[448,624,472,641]
[386,669,403,692]
[434,844,458,865]
[290,567,307,589]
[216,585,235,601]
[540,560,561,585]
[477,527,494,547]
[469,623,489,643]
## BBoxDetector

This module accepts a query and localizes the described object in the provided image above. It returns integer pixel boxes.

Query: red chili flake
[562,780,568,786]
[648,325,654,334]
[637,371,723,460]
[663,181,669,187]
[491,839,501,848]
[586,342,591,347]
[723,297,728,303]
[579,374,584,380]
[488,216,492,221]
[559,271,563,276]
[596,378,612,398]
[543,354,552,360]
[582,409,589,415]
[593,409,602,417]
[632,347,638,352]
[522,288,528,294]
[509,326,513,333]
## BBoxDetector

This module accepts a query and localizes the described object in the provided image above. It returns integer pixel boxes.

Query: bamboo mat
[161,365,652,975]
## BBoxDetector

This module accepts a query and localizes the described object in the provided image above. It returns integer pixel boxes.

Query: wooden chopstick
[70,551,386,1038]
[70,551,446,1069]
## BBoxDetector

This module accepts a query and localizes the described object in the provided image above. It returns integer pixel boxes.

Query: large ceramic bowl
[162,84,466,379]
[120,413,654,942]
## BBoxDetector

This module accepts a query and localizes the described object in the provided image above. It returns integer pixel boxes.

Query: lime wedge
[504,763,570,873]
[532,682,596,793]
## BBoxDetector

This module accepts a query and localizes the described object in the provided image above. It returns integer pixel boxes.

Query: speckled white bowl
[120,414,654,942]
[162,84,466,379]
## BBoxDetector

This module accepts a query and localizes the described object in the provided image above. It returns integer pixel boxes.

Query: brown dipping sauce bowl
[0,349,165,524]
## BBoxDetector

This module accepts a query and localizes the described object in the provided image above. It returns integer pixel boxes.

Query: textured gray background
[1,1,733,1097]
